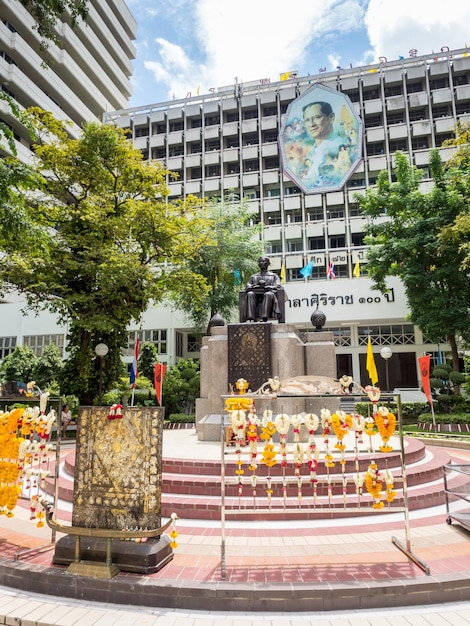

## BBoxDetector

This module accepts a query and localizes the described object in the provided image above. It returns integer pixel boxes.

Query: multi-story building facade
[101,47,470,390]
[0,0,136,159]
[2,41,469,392]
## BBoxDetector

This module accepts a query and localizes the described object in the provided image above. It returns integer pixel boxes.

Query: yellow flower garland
[374,407,396,452]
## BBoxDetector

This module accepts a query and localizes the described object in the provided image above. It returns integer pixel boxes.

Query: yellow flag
[366,336,378,385]
[353,259,361,278]
[280,263,286,284]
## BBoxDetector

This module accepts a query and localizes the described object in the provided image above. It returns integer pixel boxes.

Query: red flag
[418,354,432,405]
[154,363,167,406]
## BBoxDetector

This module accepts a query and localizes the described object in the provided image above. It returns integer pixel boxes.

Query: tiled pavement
[1,430,470,624]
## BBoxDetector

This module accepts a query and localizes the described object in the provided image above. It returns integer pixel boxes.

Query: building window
[264,156,279,169]
[389,139,408,152]
[126,329,167,357]
[347,177,366,188]
[204,115,220,126]
[175,331,183,358]
[432,105,451,118]
[343,90,359,103]
[456,102,470,115]
[286,211,302,223]
[23,334,64,357]
[206,164,221,177]
[387,112,405,125]
[287,240,303,252]
[168,144,183,157]
[168,120,183,132]
[284,185,300,196]
[430,78,449,90]
[189,142,202,154]
[365,115,383,128]
[0,336,17,360]
[243,159,258,172]
[358,324,415,346]
[151,147,165,160]
[362,88,380,101]
[409,109,427,121]
[225,112,239,123]
[243,133,258,146]
[152,123,166,135]
[367,143,384,156]
[190,117,202,128]
[326,207,344,220]
[262,130,278,143]
[225,136,240,148]
[226,163,240,175]
[135,125,149,138]
[190,167,202,180]
[187,334,202,353]
[308,208,324,222]
[266,214,281,225]
[267,242,282,254]
[262,105,277,117]
[243,109,258,120]
[351,232,365,246]
[384,85,402,97]
[266,187,280,197]
[407,81,424,93]
[411,137,429,150]
[308,236,325,250]
[205,139,220,151]
[329,235,346,248]
[329,327,352,347]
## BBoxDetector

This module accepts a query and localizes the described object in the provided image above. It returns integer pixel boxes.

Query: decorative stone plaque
[228,323,271,393]
[72,406,163,530]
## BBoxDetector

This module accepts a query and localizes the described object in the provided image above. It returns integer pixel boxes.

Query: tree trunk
[449,334,461,394]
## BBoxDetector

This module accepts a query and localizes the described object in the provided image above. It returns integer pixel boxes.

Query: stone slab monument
[53,405,173,574]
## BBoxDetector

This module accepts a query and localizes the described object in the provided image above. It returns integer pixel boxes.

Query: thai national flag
[327,262,336,279]
[129,337,140,389]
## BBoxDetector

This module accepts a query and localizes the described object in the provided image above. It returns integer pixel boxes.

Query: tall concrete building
[0,0,136,161]
[2,38,469,391]
[102,47,470,389]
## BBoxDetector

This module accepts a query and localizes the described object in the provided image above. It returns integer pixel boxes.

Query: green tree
[32,343,63,390]
[20,0,89,50]
[0,346,38,384]
[162,359,200,415]
[356,150,470,372]
[171,195,263,332]
[138,342,159,382]
[0,112,210,404]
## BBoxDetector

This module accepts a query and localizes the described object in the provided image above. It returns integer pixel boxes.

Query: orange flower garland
[331,410,352,451]
[365,461,384,509]
[374,406,396,452]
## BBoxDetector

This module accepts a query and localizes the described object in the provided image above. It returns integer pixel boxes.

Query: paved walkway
[1,430,470,624]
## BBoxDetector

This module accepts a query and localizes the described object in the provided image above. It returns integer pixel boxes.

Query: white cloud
[141,0,366,100]
[365,0,470,61]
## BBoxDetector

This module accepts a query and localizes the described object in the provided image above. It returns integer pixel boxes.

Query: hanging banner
[418,354,432,405]
[154,363,167,406]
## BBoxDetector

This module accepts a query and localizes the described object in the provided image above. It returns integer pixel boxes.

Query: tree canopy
[356,149,470,371]
[20,0,89,49]
[0,111,211,403]
[171,195,263,332]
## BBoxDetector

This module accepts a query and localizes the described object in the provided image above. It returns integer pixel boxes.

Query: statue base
[53,534,173,575]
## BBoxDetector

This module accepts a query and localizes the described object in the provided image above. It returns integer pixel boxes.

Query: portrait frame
[279,83,363,194]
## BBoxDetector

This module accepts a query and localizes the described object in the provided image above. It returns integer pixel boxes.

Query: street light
[95,343,109,405]
[380,346,392,393]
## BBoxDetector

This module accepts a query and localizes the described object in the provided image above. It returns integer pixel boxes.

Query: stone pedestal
[196,324,340,441]
[53,406,173,574]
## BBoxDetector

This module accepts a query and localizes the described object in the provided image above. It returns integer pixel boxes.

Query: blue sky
[125,0,470,109]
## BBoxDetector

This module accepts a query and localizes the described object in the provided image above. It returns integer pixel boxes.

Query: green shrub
[167,413,195,424]
[354,402,430,420]
[418,413,470,424]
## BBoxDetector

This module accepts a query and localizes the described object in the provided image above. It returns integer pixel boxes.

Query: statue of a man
[245,256,282,322]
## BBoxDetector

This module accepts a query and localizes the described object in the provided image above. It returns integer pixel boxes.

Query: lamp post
[95,342,109,405]
[380,346,392,393]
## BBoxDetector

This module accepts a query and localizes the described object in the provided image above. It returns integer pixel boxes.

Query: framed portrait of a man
[279,83,363,194]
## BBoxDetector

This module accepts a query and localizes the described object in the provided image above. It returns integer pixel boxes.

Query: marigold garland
[374,406,396,452]
[365,461,384,509]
